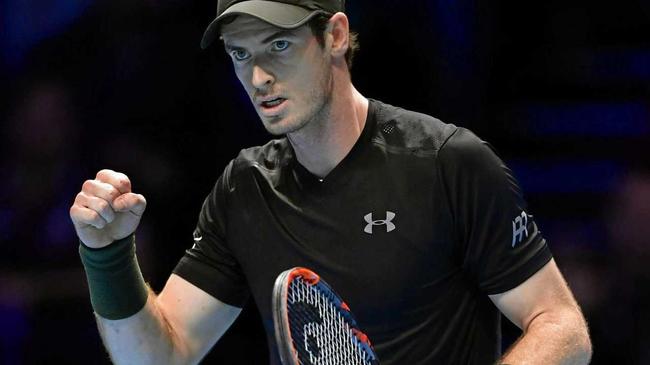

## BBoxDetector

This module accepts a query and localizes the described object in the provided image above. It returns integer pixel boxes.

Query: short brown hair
[308,14,359,72]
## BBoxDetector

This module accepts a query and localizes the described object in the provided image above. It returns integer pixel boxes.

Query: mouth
[258,97,287,115]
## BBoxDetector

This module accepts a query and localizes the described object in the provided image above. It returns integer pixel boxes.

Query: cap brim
[200,1,327,49]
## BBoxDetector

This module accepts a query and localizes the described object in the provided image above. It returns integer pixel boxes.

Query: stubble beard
[299,70,333,134]
[265,63,334,137]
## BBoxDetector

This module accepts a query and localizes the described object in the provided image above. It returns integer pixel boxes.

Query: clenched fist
[70,169,146,248]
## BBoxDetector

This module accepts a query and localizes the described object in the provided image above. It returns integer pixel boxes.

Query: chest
[226,156,459,326]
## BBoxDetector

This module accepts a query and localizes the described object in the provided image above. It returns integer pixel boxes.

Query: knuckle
[107,186,120,199]
[118,177,131,190]
[91,213,105,228]
[96,169,113,178]
[97,199,109,212]
[82,179,95,191]
[86,210,100,225]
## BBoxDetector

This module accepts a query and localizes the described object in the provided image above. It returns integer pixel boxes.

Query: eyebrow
[223,29,298,53]
[261,30,297,44]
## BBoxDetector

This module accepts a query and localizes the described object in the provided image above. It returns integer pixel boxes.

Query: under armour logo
[512,211,529,247]
[364,211,396,234]
[192,230,203,250]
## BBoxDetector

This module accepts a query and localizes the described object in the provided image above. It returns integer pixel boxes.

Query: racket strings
[288,278,376,365]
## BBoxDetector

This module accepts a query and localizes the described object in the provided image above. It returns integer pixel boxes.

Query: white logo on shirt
[192,230,203,250]
[512,211,529,247]
[364,211,396,234]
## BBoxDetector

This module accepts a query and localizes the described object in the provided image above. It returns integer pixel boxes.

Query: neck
[287,71,369,178]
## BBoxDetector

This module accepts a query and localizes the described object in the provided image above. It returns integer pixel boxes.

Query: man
[70,0,592,363]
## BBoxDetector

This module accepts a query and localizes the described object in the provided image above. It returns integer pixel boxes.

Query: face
[221,15,333,136]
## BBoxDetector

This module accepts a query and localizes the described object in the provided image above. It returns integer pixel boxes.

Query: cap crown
[217,0,344,17]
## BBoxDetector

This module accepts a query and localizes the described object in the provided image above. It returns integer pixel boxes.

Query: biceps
[157,274,242,360]
[488,259,578,330]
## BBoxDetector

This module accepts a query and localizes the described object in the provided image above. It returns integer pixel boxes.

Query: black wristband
[79,235,149,320]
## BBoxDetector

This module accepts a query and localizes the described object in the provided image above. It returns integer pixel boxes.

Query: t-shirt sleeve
[438,127,552,295]
[172,161,250,307]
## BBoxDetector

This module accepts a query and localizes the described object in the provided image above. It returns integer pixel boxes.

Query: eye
[271,40,290,52]
[230,49,250,61]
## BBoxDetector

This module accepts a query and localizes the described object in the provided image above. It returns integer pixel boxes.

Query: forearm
[96,290,192,365]
[79,237,192,364]
[72,172,208,364]
[500,309,592,365]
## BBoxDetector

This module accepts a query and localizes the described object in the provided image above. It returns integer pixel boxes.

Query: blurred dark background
[1,0,649,363]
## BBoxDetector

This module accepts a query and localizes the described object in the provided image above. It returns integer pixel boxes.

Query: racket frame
[272,268,300,365]
[272,267,379,365]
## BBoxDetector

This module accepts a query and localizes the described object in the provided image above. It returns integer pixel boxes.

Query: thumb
[113,193,147,216]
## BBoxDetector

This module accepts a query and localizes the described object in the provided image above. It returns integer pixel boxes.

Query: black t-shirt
[173,99,552,364]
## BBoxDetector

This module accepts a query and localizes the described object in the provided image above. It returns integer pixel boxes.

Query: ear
[326,12,350,59]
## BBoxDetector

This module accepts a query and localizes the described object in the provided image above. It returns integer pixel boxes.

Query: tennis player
[70,0,592,363]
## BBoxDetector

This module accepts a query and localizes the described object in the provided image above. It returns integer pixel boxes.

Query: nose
[251,64,274,90]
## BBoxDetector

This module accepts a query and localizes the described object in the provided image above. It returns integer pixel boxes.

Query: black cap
[201,0,345,49]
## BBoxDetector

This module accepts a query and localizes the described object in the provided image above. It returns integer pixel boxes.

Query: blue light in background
[0,209,14,241]
[589,48,650,82]
[520,102,649,137]
[540,218,610,251]
[0,302,29,364]
[426,0,476,77]
[508,160,624,194]
[1,0,95,68]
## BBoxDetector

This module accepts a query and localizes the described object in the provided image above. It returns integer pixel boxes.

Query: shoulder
[436,126,516,200]
[369,99,459,154]
[438,127,505,175]
[369,99,507,181]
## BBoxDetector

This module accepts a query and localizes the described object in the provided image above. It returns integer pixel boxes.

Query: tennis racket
[272,267,380,365]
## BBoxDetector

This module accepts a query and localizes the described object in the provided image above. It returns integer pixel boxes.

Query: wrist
[79,234,149,320]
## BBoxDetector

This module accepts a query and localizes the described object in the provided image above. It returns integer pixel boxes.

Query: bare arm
[97,274,241,365]
[489,259,592,365]
[71,170,240,364]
